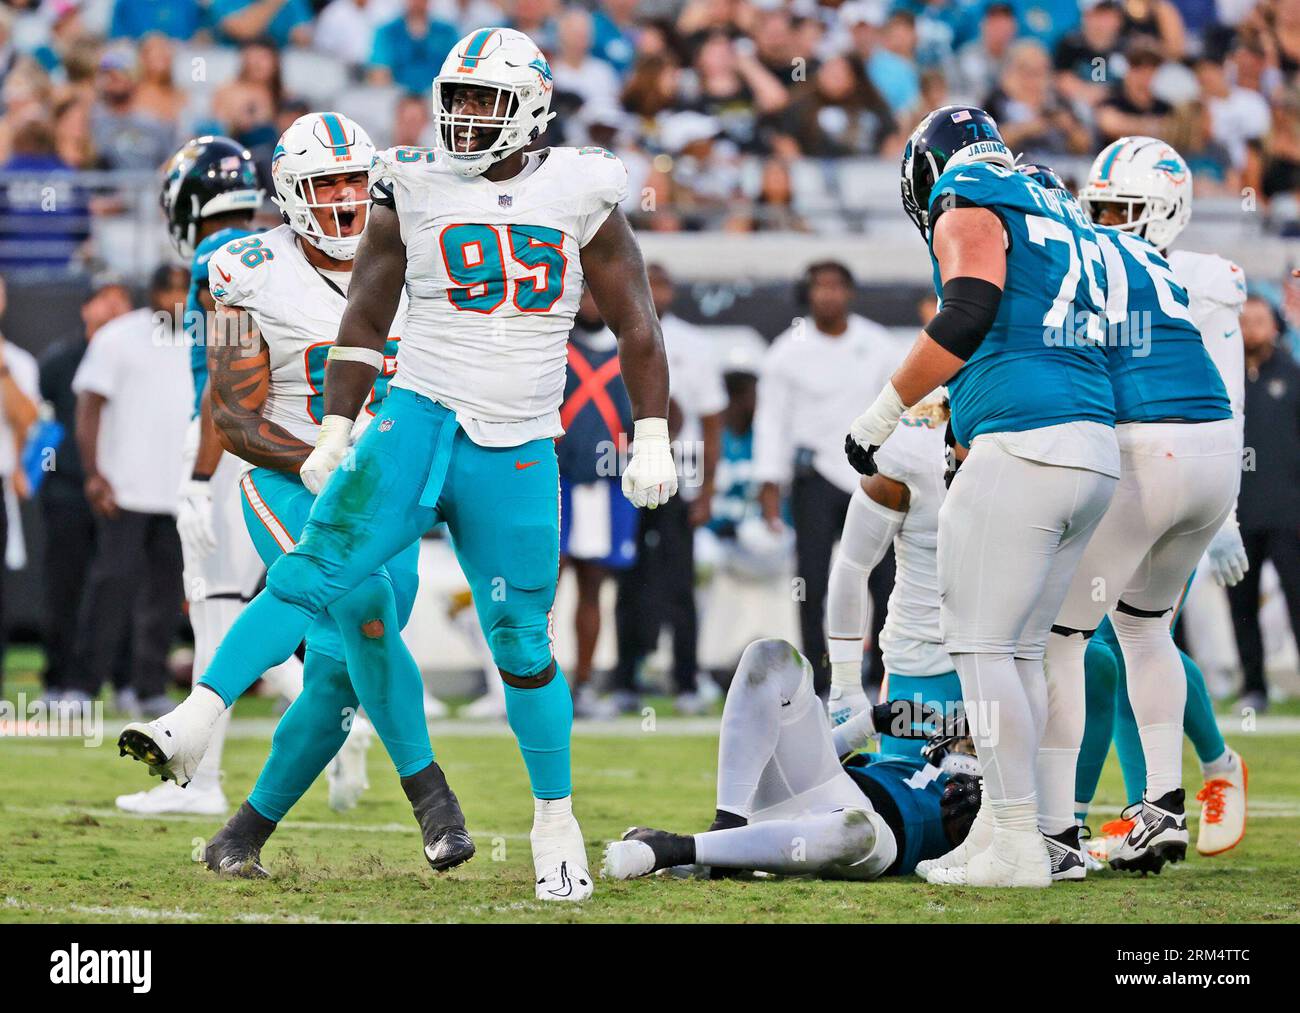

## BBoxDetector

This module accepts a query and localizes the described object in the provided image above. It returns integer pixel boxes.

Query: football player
[1070,141,1249,863]
[846,107,1120,888]
[602,638,978,882]
[115,137,305,817]
[121,28,676,902]
[1026,152,1238,877]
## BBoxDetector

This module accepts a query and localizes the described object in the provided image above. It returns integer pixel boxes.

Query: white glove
[1205,519,1249,587]
[846,382,907,475]
[176,477,217,561]
[300,415,353,495]
[621,417,678,509]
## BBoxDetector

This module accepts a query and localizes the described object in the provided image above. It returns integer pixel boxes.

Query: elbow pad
[924,277,1003,361]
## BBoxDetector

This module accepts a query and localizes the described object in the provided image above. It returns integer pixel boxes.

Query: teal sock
[1181,648,1226,766]
[199,590,314,707]
[247,649,356,822]
[330,574,434,778]
[1076,634,1119,820]
[503,667,573,799]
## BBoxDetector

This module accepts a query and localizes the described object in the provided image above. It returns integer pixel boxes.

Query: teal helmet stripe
[1098,140,1127,181]
[460,27,497,69]
[320,113,349,158]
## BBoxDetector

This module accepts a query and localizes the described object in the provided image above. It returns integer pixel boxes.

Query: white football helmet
[271,111,375,261]
[432,27,556,177]
[1079,136,1193,250]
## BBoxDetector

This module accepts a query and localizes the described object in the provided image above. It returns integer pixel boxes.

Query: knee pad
[329,574,397,632]
[487,618,552,678]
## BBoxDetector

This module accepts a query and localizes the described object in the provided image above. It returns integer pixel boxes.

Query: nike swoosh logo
[515,460,540,470]
[955,174,979,182]
[544,861,574,898]
[216,267,232,283]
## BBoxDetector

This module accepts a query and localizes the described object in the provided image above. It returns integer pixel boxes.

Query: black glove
[845,433,879,476]
[870,698,940,740]
[943,417,961,488]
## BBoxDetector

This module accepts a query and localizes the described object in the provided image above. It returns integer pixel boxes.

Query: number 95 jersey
[370,145,629,448]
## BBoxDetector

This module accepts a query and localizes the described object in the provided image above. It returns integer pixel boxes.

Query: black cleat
[204,802,277,878]
[1109,789,1188,875]
[1044,826,1086,881]
[402,761,475,872]
[621,826,696,874]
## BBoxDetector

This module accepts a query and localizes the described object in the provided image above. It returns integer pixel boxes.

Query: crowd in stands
[2,0,1300,263]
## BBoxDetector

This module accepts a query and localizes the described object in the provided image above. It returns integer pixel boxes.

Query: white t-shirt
[0,342,39,479]
[313,0,402,65]
[752,314,905,495]
[71,308,191,515]
[662,313,727,501]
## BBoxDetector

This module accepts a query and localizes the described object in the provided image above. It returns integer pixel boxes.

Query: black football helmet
[900,105,1013,238]
[160,136,264,259]
[1017,161,1070,195]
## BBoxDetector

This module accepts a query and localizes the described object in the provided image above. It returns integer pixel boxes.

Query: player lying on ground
[601,638,980,882]
[120,27,676,902]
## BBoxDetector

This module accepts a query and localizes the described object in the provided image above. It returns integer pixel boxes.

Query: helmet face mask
[432,27,556,178]
[271,112,375,261]
[899,105,1013,238]
[1079,136,1193,250]
[160,136,263,259]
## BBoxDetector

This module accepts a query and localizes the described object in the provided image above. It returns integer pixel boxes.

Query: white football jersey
[1169,249,1247,421]
[872,413,952,677]
[207,224,405,459]
[370,144,628,447]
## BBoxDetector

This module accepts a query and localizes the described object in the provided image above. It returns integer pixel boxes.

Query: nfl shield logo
[379,418,394,432]
[498,194,513,209]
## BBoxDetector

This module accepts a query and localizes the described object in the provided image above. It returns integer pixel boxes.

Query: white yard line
[3,896,332,924]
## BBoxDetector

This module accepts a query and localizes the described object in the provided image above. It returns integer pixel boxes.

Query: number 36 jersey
[207,223,405,452]
[370,145,628,447]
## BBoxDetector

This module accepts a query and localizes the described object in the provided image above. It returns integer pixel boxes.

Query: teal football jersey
[926,162,1115,446]
[1093,224,1231,424]
[188,226,258,417]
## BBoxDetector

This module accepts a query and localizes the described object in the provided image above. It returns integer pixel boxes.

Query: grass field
[3,650,1299,924]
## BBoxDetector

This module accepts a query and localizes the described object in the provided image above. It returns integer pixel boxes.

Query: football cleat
[1079,826,1105,872]
[1109,789,1188,874]
[916,802,992,876]
[460,691,508,720]
[204,802,277,878]
[1195,752,1248,856]
[927,828,1051,888]
[327,716,372,813]
[532,812,593,902]
[115,781,227,816]
[827,684,870,727]
[1044,825,1086,881]
[1087,816,1134,863]
[117,693,224,787]
[401,761,475,873]
[602,827,696,880]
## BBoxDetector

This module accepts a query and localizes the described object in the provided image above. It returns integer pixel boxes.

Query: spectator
[1010,0,1082,50]
[108,0,203,41]
[1227,296,1300,714]
[675,29,789,153]
[212,0,314,49]
[1095,36,1173,144]
[752,261,901,694]
[774,51,897,158]
[53,95,94,168]
[36,278,133,700]
[984,39,1091,157]
[0,273,39,694]
[1258,86,1300,203]
[552,7,620,112]
[751,6,799,81]
[392,90,434,147]
[70,265,191,714]
[0,117,91,272]
[1168,99,1237,192]
[315,0,400,67]
[1120,0,1187,60]
[367,0,460,95]
[868,10,922,117]
[620,53,681,121]
[1196,50,1271,171]
[505,0,560,53]
[614,264,726,715]
[558,287,636,719]
[90,47,176,171]
[952,2,1020,104]
[212,40,282,182]
[131,33,187,130]
[0,9,17,98]
[748,155,807,232]
[591,0,638,77]
[1054,0,1126,108]
[655,111,743,222]
[29,0,93,78]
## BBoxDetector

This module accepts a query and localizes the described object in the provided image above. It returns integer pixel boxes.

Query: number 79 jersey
[926,162,1115,447]
[371,145,629,448]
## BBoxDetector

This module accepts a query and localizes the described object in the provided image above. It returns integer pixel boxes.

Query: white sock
[177,684,228,725]
[1201,748,1236,779]
[830,658,863,692]
[1039,632,1087,836]
[1138,723,1184,799]
[990,793,1038,834]
[1036,748,1079,836]
[534,795,574,831]
[261,655,304,702]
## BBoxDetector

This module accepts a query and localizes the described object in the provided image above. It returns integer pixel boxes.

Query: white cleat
[1195,752,1248,857]
[916,803,992,877]
[928,829,1051,888]
[423,690,449,719]
[117,693,224,787]
[827,684,870,727]
[328,716,373,813]
[460,691,507,720]
[532,814,594,902]
[601,838,657,880]
[115,780,228,816]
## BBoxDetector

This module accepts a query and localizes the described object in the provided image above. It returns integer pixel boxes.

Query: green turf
[2,656,1298,923]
